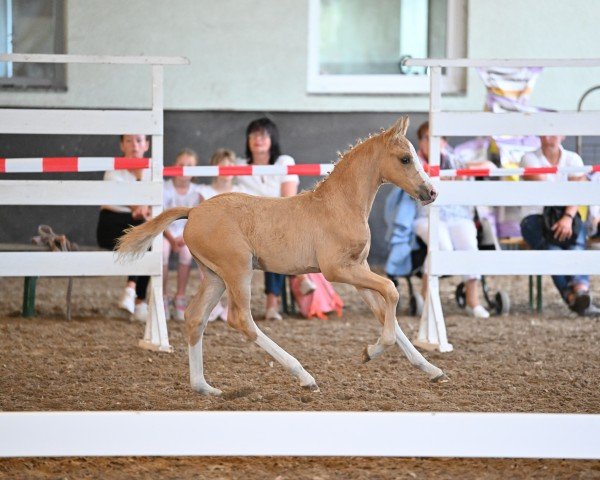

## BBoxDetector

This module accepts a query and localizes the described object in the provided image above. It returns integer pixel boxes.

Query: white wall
[1,0,599,112]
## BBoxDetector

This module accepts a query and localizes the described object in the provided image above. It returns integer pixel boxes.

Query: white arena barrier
[1,411,598,459]
[403,58,600,353]
[1,56,598,461]
[0,53,189,353]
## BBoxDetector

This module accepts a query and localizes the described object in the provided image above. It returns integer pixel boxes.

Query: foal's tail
[116,206,191,261]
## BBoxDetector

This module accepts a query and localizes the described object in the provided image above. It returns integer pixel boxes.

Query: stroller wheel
[409,293,424,317]
[455,282,467,309]
[494,291,511,315]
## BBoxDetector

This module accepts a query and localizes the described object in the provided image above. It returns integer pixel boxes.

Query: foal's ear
[391,116,410,137]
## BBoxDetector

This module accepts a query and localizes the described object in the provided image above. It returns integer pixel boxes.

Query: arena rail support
[0,53,189,352]
[404,58,600,352]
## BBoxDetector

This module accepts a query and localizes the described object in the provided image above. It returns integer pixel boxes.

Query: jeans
[265,272,285,296]
[520,214,589,301]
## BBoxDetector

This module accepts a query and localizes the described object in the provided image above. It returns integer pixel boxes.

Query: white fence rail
[1,411,598,459]
[435,181,600,206]
[433,111,600,136]
[0,109,163,135]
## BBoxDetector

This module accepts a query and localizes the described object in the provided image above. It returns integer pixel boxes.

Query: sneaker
[118,287,136,314]
[569,291,591,315]
[578,303,600,317]
[133,301,148,322]
[299,276,316,296]
[466,305,490,319]
[163,295,172,321]
[208,302,224,322]
[219,303,228,322]
[265,306,283,321]
[174,296,187,322]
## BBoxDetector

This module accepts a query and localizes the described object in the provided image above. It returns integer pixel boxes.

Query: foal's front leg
[356,287,446,382]
[324,263,399,353]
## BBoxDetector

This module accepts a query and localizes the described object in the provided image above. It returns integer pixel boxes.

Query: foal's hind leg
[186,264,226,395]
[356,287,446,382]
[224,269,319,391]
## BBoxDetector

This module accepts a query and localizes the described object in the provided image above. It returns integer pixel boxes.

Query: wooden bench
[0,242,97,318]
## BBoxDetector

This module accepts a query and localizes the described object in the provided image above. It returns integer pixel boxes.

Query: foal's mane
[311,127,388,193]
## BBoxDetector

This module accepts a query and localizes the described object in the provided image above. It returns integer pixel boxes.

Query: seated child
[163,149,202,320]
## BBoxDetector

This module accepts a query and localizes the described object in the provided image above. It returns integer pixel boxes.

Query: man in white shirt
[519,135,598,316]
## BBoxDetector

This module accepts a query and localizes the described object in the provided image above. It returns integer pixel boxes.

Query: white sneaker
[466,305,490,319]
[265,307,282,321]
[118,287,136,314]
[174,296,187,322]
[219,303,228,322]
[133,301,148,322]
[208,302,224,322]
[299,276,316,296]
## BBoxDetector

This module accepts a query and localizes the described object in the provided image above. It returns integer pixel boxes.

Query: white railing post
[139,65,171,352]
[414,66,453,352]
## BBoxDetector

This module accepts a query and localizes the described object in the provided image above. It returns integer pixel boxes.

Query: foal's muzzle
[418,184,438,205]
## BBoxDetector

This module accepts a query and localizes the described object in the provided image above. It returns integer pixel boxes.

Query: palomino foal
[117,117,445,395]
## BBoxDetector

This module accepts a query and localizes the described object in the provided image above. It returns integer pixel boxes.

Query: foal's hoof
[431,373,449,383]
[192,385,223,396]
[302,382,320,393]
[361,346,371,364]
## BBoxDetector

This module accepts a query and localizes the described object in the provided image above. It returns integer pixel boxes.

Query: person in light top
[97,134,152,322]
[412,122,492,319]
[236,117,315,320]
[520,135,598,316]
[162,149,202,321]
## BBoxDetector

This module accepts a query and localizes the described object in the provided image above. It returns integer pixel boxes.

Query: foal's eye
[400,156,411,165]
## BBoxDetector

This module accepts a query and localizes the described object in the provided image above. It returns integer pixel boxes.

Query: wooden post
[22,276,37,317]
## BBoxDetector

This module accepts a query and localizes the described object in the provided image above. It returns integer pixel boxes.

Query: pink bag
[290,273,344,320]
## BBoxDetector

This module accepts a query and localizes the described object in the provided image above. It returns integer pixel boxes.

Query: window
[0,0,65,89]
[307,0,467,94]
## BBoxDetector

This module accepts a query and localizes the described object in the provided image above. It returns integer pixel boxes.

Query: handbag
[542,206,582,248]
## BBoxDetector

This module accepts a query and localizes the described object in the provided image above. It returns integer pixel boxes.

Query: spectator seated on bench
[519,135,599,317]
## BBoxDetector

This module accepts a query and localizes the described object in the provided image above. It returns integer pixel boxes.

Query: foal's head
[380,117,437,205]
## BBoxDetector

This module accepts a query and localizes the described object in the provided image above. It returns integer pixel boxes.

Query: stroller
[384,188,511,317]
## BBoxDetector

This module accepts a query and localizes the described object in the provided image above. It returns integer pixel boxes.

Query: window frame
[0,0,66,90]
[306,0,467,95]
